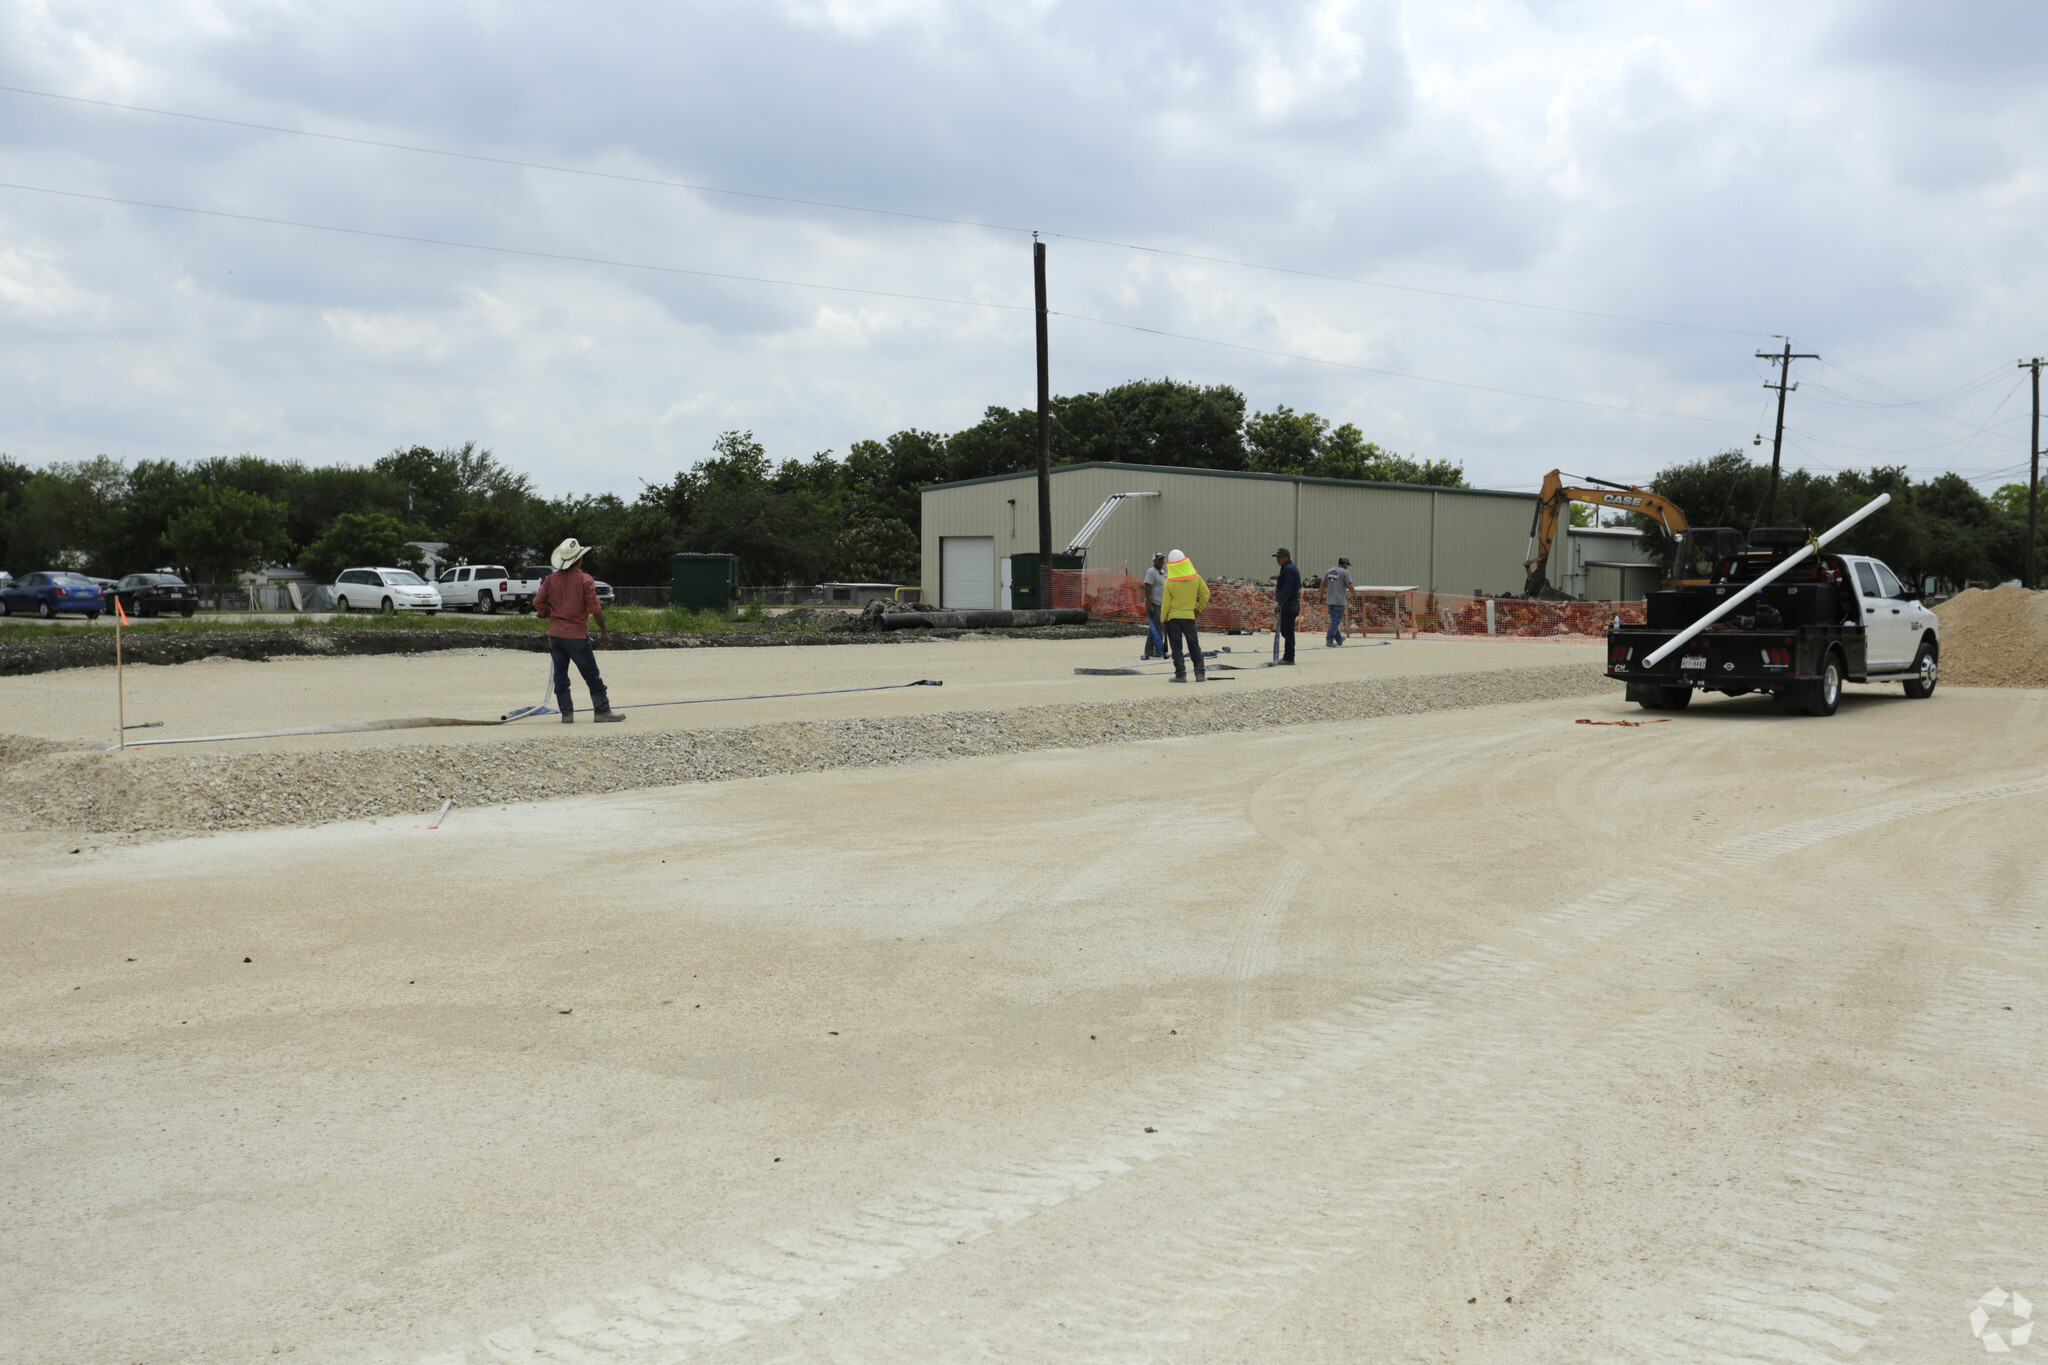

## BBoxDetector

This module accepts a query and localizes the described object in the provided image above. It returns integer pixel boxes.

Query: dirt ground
[7,633,1602,752]
[5,642,2046,1363]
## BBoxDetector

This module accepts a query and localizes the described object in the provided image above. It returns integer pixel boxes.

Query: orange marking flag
[115,598,128,625]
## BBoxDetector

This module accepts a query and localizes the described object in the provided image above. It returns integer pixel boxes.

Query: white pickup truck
[434,564,518,614]
[1609,539,1941,716]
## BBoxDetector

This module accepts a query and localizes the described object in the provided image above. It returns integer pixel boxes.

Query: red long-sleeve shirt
[534,567,601,639]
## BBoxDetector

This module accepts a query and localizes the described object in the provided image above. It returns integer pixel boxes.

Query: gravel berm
[0,621,1146,677]
[0,662,1605,836]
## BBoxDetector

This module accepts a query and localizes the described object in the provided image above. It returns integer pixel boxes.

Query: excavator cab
[1669,527,1745,587]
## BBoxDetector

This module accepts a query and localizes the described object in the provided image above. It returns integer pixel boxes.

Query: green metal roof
[920,460,1534,501]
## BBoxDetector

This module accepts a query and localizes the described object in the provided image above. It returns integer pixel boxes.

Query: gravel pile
[0,663,1605,836]
[0,620,1144,677]
[1933,586,2048,687]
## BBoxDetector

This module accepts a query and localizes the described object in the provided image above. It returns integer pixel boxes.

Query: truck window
[1853,562,1881,599]
[1873,562,1905,599]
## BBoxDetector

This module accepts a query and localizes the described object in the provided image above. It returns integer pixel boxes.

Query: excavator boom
[1521,470,1737,599]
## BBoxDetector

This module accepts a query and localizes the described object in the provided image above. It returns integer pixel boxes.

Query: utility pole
[1756,340,1819,525]
[1034,234,1053,608]
[2025,357,2044,591]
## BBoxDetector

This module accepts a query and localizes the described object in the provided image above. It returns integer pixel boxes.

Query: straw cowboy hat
[550,538,592,570]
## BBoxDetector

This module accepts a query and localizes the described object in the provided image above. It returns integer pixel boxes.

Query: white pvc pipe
[1642,492,1891,667]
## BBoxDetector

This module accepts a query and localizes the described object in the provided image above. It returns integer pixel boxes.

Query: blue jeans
[1326,602,1346,644]
[1277,604,1298,662]
[549,636,611,716]
[1165,618,1204,676]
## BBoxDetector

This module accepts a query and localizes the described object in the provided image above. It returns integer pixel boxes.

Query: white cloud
[0,0,2043,495]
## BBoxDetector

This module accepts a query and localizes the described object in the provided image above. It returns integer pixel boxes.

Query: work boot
[594,711,625,723]
[1171,673,1188,683]
[559,712,574,723]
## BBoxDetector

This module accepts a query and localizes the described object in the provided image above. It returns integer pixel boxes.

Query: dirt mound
[1933,586,2048,687]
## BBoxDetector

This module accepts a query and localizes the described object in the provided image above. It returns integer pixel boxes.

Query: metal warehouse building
[919,461,1657,608]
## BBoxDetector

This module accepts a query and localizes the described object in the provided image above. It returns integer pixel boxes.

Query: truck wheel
[1659,686,1692,710]
[1625,681,1665,710]
[1903,644,1938,699]
[478,591,496,615]
[1804,653,1843,716]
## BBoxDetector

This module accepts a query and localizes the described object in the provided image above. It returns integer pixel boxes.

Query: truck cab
[1835,554,1939,674]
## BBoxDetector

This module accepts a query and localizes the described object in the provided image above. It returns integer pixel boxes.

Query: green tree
[1244,405,1327,473]
[300,511,413,583]
[166,486,289,585]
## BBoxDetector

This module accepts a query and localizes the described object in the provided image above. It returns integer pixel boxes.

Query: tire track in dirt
[416,755,2047,1365]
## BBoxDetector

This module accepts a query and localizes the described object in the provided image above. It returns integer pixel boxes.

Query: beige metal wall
[920,463,1556,599]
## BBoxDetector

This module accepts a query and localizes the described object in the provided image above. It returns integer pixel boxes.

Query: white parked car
[331,567,442,614]
[435,564,516,613]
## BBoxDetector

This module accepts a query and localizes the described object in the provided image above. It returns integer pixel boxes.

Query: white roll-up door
[940,537,996,609]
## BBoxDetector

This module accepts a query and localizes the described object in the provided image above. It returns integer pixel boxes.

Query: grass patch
[0,603,786,640]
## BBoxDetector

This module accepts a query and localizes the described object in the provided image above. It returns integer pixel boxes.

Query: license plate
[1680,654,1707,670]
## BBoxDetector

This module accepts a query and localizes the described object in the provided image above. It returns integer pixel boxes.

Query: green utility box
[1007,553,1084,611]
[670,553,740,612]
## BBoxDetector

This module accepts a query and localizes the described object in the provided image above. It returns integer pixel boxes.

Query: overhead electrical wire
[2,80,1764,339]
[0,179,1748,430]
[1050,234,1766,337]
[0,181,1032,314]
[1053,311,1747,425]
[0,83,1035,236]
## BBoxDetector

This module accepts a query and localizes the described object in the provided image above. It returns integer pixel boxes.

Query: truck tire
[1903,642,1938,699]
[1659,686,1692,710]
[1626,681,1666,710]
[1803,652,1843,716]
[478,591,495,614]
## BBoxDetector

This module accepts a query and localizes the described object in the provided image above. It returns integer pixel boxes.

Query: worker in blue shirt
[1273,547,1301,665]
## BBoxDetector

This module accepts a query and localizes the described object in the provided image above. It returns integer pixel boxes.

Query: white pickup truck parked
[434,564,518,614]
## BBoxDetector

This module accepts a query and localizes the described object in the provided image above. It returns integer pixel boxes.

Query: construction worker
[1324,555,1355,646]
[1142,551,1168,659]
[532,538,624,723]
[1159,549,1210,682]
[1273,547,1301,664]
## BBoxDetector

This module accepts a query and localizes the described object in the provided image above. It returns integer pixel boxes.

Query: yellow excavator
[1521,470,1745,599]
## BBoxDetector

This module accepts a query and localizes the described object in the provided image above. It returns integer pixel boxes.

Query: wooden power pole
[1034,235,1053,608]
[1757,340,1819,525]
[2025,357,2044,591]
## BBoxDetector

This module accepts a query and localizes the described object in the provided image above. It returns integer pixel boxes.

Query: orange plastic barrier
[1051,569,1646,638]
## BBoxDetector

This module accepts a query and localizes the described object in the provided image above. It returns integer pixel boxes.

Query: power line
[1051,234,1768,337]
[1053,311,1748,425]
[0,181,1034,313]
[3,80,1767,339]
[0,178,1757,433]
[0,83,1034,236]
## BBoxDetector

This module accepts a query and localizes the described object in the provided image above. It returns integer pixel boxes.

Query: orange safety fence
[1050,568,1647,638]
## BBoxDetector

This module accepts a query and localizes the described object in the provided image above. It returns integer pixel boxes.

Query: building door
[940,537,996,609]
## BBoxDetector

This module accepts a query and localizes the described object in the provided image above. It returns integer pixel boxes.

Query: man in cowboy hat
[532,538,623,723]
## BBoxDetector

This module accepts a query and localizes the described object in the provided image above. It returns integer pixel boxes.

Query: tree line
[0,378,1462,587]
[1643,450,2036,590]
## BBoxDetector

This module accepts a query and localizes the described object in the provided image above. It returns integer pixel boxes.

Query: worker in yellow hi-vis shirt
[1159,549,1211,683]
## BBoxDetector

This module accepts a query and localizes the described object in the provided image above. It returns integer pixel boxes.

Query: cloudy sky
[3,0,2044,497]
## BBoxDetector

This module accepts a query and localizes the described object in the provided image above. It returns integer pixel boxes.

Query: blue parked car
[0,571,106,620]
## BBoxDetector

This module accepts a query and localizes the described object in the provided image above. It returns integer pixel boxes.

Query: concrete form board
[922,462,1563,597]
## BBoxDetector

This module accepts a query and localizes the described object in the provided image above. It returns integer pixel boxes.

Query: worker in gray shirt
[1324,556,1355,646]
[1142,551,1168,659]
